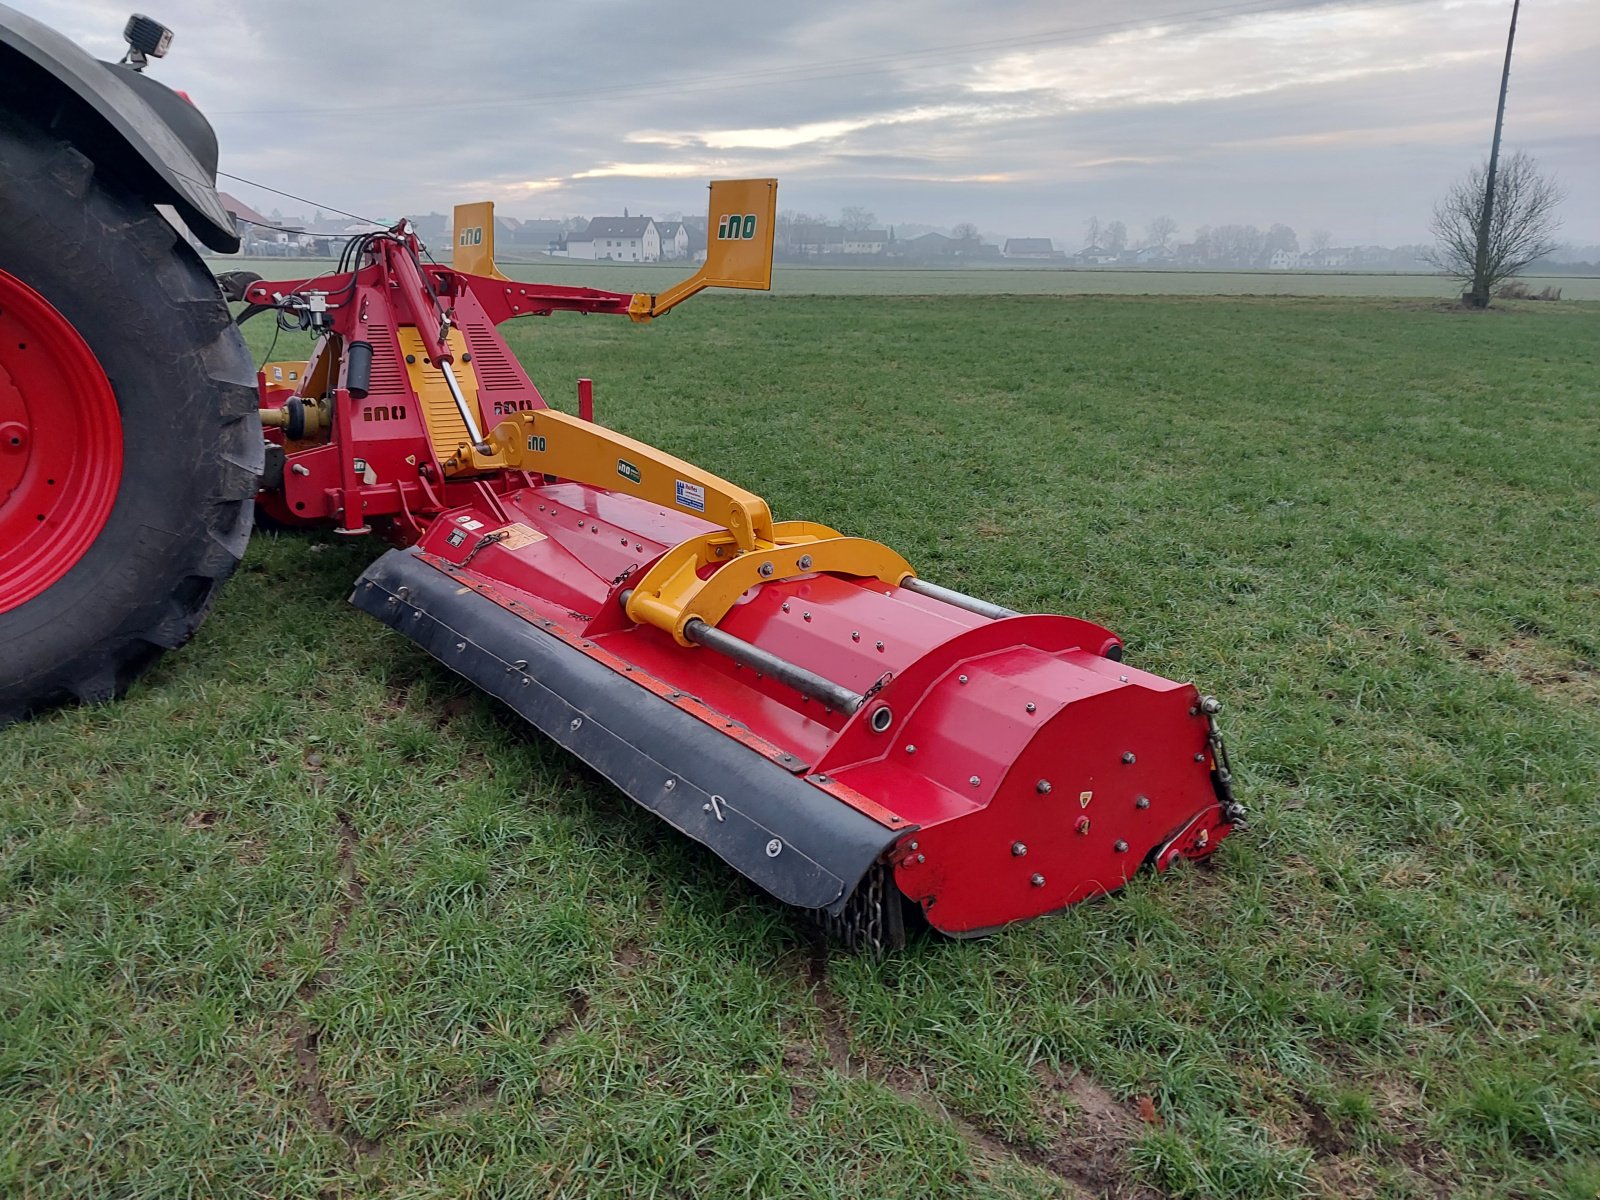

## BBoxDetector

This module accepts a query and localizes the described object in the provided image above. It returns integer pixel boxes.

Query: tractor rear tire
[0,114,262,725]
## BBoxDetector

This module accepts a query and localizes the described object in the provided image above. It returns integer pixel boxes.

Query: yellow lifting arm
[466,408,775,551]
[460,409,915,645]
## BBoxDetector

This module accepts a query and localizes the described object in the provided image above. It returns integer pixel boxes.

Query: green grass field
[4,293,1599,1199]
[216,256,1600,301]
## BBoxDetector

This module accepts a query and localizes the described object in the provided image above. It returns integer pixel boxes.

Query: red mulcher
[0,7,1242,951]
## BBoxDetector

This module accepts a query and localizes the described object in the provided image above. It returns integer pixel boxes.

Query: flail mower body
[244,186,1242,947]
[1,6,1238,948]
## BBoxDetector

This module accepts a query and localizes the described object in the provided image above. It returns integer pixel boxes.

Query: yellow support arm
[454,179,775,320]
[462,407,914,644]
[624,521,913,646]
[627,178,778,322]
[468,408,775,551]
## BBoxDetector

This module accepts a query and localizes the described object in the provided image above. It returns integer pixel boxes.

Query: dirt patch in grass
[285,809,380,1163]
[1434,629,1600,704]
[802,934,1157,1198]
[542,988,589,1047]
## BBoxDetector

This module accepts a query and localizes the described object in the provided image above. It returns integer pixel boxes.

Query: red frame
[250,226,1236,935]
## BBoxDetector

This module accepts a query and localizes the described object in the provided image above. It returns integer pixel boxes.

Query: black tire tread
[0,112,261,723]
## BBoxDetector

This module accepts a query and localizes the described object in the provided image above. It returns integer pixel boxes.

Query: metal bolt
[1026,702,1037,713]
[1122,752,1136,764]
[1030,873,1045,887]
[620,536,629,545]
[570,717,583,731]
[758,560,775,577]
[908,841,919,850]
[765,838,783,858]
[917,854,925,864]
[1200,696,1222,715]
[969,775,981,787]
[797,554,813,570]
[905,744,917,754]
[851,631,861,642]
[1195,753,1207,762]
[1035,779,1052,794]
[1136,796,1150,809]
[1075,816,1091,835]
[663,779,675,791]
[577,520,585,529]
[781,602,791,613]
[875,641,885,651]
[1114,839,1128,853]
[1119,674,1129,683]
[1011,842,1027,857]
[958,674,969,684]
[803,612,812,622]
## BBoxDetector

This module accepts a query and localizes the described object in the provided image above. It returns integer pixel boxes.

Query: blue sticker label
[675,480,705,512]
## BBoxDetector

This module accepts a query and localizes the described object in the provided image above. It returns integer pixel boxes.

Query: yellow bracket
[624,178,778,323]
[625,520,914,646]
[467,409,774,550]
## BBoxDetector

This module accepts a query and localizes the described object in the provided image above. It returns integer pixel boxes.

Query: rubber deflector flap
[350,547,902,914]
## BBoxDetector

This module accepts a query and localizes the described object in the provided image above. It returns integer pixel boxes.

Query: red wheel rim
[0,268,122,613]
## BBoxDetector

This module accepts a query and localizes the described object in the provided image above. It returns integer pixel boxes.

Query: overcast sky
[23,0,1599,247]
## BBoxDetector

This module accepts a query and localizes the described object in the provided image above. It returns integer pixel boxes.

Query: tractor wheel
[0,114,262,725]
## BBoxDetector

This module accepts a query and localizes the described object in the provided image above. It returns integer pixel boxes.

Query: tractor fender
[0,2,238,252]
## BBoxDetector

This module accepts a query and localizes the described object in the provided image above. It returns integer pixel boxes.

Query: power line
[216,171,385,227]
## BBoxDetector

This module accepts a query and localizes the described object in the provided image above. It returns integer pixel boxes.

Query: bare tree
[840,206,877,231]
[1264,224,1298,256]
[1208,224,1265,267]
[951,222,979,242]
[1084,215,1102,249]
[1309,229,1331,253]
[1427,150,1563,305]
[1145,215,1178,249]
[1105,220,1128,255]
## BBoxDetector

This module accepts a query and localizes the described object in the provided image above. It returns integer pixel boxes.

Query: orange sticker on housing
[492,522,547,551]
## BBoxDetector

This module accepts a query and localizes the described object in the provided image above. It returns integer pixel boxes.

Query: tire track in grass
[287,807,381,1163]
[804,932,1155,1199]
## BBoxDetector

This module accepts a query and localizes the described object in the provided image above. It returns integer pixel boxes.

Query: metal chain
[819,862,902,957]
[1199,695,1247,824]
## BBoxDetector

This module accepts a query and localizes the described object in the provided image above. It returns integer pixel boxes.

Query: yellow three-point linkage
[461,409,913,645]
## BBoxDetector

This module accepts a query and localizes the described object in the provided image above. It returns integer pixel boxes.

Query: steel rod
[620,590,865,713]
[901,577,1018,621]
[439,360,487,447]
[687,619,866,713]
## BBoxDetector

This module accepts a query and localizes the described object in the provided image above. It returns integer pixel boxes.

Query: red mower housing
[245,198,1242,947]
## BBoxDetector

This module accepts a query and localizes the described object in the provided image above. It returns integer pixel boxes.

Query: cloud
[13,0,1597,244]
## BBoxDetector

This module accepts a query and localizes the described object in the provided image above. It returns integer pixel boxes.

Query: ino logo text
[717,214,758,240]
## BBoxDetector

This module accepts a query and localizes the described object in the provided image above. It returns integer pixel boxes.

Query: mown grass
[3,293,1598,1198]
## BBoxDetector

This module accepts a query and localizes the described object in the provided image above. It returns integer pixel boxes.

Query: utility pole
[1470,0,1520,307]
